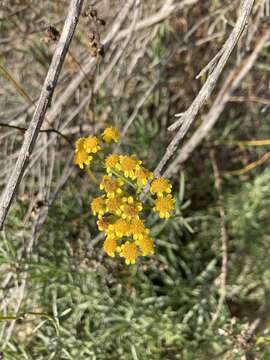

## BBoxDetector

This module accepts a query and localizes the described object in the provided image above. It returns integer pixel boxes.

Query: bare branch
[0,122,73,147]
[169,0,254,132]
[0,0,84,230]
[164,28,270,178]
[45,0,136,126]
[153,0,254,178]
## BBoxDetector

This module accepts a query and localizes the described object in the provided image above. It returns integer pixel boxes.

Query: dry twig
[153,0,254,178]
[225,150,270,176]
[0,0,84,230]
[164,28,270,178]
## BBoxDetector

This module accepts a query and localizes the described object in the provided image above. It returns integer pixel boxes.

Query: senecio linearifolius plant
[74,127,175,265]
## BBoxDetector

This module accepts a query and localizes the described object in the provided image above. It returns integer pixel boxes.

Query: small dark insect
[0,352,3,359]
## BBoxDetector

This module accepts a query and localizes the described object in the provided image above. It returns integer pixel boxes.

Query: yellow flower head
[135,167,153,187]
[123,196,135,204]
[130,218,149,240]
[91,196,106,217]
[100,175,123,197]
[97,217,110,231]
[106,196,123,215]
[74,150,92,169]
[150,177,172,197]
[116,155,141,179]
[137,236,155,256]
[102,127,120,143]
[103,236,118,257]
[75,137,86,152]
[110,218,130,237]
[121,197,142,220]
[154,195,175,218]
[121,204,139,220]
[119,241,138,265]
[84,136,101,154]
[105,154,120,173]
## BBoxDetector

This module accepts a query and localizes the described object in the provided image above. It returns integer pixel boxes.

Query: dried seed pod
[41,25,60,44]
[83,6,98,19]
[47,25,60,41]
[98,18,106,26]
[90,8,98,20]
[97,45,105,58]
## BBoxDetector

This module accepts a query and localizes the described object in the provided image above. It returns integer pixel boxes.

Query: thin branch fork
[169,0,254,133]
[164,28,270,178]
[153,0,254,178]
[0,0,84,230]
[0,122,73,147]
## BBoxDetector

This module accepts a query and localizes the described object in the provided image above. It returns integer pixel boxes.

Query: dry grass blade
[208,149,227,330]
[0,63,33,105]
[225,151,270,176]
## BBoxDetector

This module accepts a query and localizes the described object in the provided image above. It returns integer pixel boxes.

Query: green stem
[0,312,59,336]
[111,169,136,189]
[85,166,99,184]
[95,155,156,204]
[111,169,155,205]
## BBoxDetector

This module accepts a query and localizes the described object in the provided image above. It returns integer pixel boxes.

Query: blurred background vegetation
[1,0,270,358]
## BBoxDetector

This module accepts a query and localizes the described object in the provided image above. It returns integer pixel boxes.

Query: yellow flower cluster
[151,178,175,218]
[74,127,175,265]
[74,128,119,169]
[91,171,154,264]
